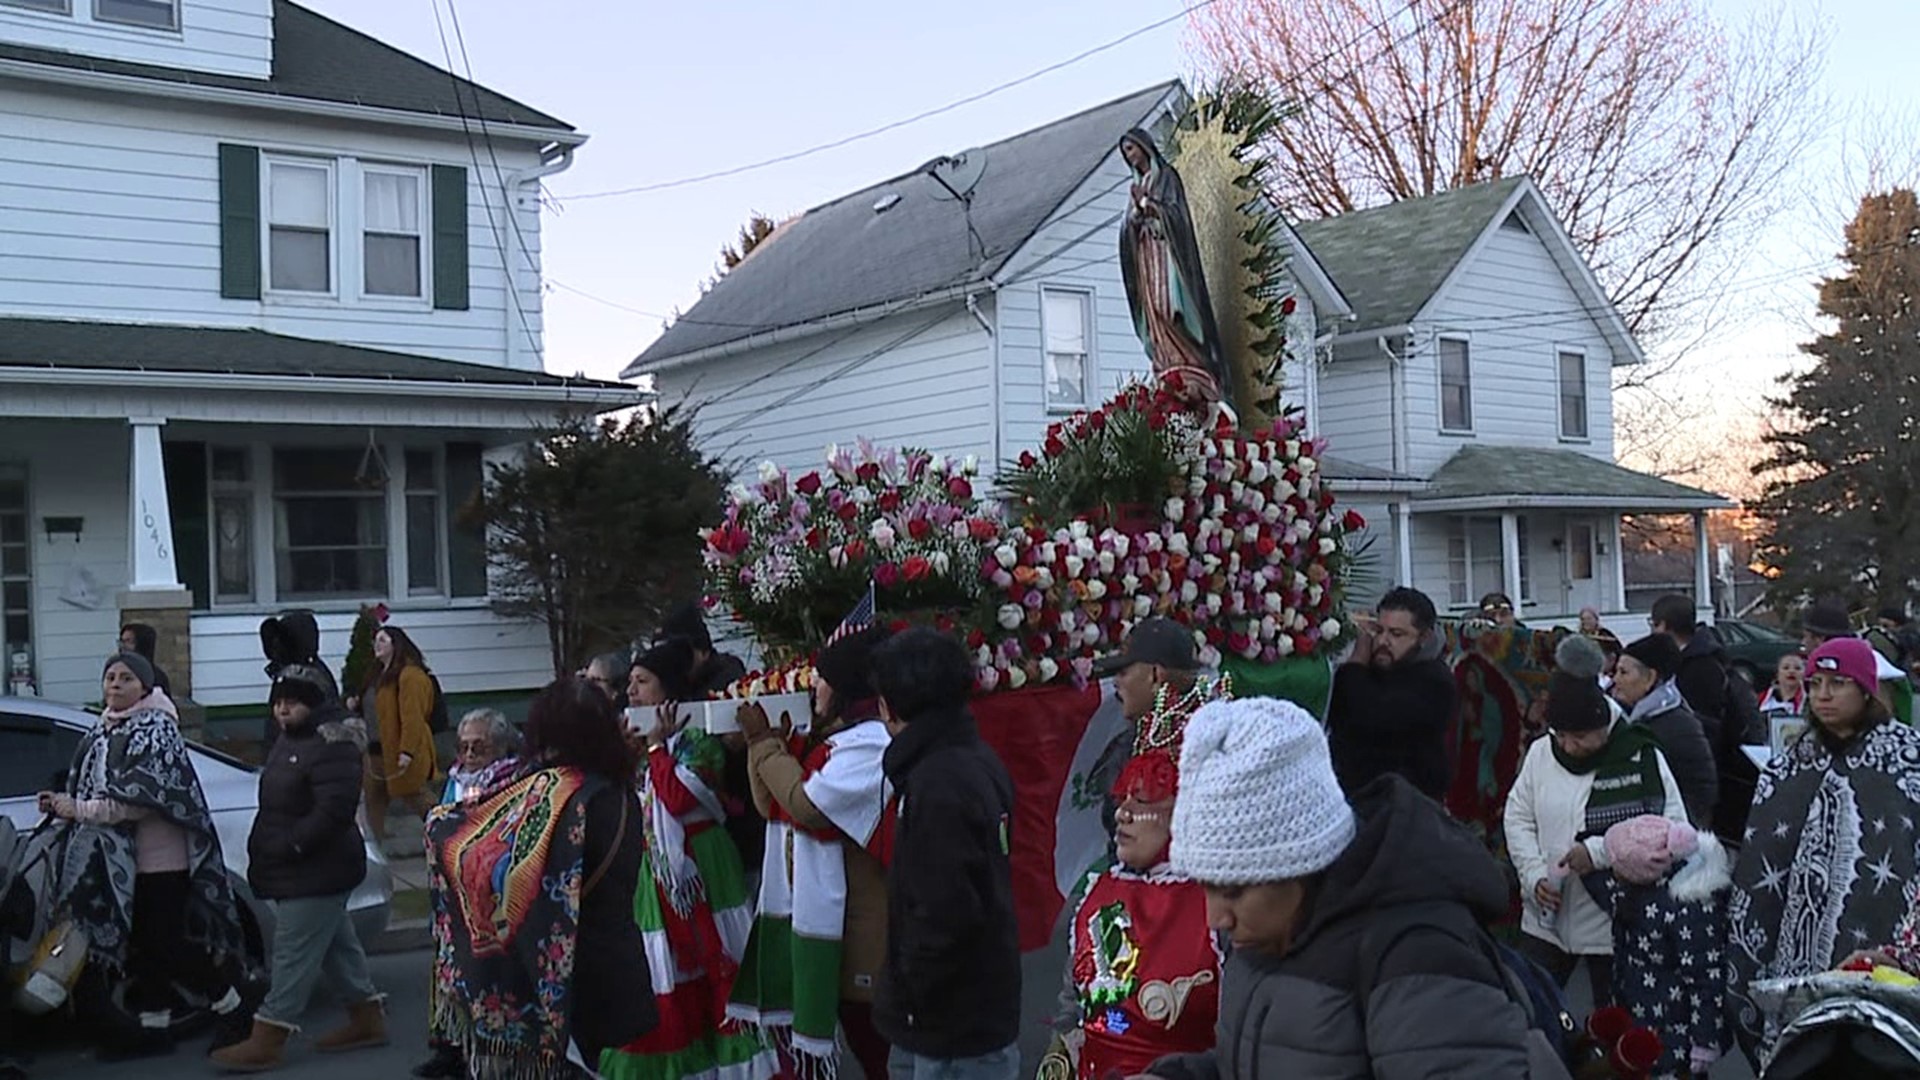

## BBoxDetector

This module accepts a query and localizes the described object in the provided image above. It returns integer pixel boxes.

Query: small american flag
[826,582,877,646]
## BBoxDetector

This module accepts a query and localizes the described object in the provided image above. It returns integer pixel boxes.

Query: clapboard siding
[1317,356,1395,472]
[191,606,554,706]
[0,0,272,80]
[0,83,548,370]
[1403,227,1616,476]
[655,305,995,477]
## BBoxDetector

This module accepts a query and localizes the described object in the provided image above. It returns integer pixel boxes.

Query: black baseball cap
[1092,616,1199,677]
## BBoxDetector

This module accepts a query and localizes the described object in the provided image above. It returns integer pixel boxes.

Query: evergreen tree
[1753,188,1920,607]
[471,405,728,675]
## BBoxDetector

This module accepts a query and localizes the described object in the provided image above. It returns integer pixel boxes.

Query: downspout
[1377,334,1407,475]
[967,289,1001,470]
[503,144,576,372]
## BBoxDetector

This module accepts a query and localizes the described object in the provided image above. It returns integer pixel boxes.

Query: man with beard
[1326,586,1457,801]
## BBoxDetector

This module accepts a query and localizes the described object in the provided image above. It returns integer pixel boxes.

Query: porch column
[1611,517,1627,611]
[1500,511,1523,600]
[121,418,197,711]
[1692,510,1713,616]
[1394,499,1414,587]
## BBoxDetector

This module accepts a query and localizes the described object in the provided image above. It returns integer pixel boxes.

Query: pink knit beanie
[1603,815,1699,885]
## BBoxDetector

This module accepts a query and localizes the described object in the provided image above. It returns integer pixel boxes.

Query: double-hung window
[1439,337,1473,432]
[266,158,334,294]
[94,0,175,28]
[404,449,444,596]
[272,449,388,600]
[1042,288,1092,409]
[364,168,426,299]
[1558,350,1589,439]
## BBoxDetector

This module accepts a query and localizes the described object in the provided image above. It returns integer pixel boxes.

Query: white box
[702,692,811,735]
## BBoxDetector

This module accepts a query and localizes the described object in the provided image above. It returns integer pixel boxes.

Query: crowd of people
[14,589,1920,1079]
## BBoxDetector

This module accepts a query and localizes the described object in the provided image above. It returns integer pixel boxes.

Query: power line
[557,0,1228,201]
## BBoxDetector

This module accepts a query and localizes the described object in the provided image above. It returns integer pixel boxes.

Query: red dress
[1068,865,1223,1079]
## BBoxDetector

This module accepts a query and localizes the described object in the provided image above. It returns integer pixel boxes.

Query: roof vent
[873,193,902,214]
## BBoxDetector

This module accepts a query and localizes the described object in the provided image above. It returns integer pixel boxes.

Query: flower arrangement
[1000,380,1206,529]
[972,390,1363,692]
[700,440,1002,659]
[717,663,815,700]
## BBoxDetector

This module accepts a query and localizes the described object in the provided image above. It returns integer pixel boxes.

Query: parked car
[0,695,391,1033]
[1712,619,1802,689]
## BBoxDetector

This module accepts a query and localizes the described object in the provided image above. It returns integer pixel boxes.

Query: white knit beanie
[1170,696,1357,885]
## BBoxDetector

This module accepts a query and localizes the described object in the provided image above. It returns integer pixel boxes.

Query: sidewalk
[370,850,433,955]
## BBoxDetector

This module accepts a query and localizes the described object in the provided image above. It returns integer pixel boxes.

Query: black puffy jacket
[874,704,1020,1060]
[1327,651,1458,802]
[249,702,367,901]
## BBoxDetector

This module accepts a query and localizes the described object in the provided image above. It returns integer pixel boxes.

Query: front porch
[0,319,641,706]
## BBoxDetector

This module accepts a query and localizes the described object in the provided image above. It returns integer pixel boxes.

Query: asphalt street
[17,951,434,1080]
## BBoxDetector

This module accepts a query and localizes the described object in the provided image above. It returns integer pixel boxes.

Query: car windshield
[1731,621,1792,643]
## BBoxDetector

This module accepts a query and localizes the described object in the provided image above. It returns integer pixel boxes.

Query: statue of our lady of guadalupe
[1118,128,1234,412]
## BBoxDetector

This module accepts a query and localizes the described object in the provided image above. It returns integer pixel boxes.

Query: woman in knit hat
[1146,697,1535,1079]
[39,654,249,1059]
[1611,633,1718,827]
[728,627,895,1080]
[599,639,775,1080]
[1503,664,1686,1008]
[1727,636,1920,1066]
[1042,676,1229,1080]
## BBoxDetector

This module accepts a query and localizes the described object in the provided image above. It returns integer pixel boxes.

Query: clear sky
[305,0,1918,437]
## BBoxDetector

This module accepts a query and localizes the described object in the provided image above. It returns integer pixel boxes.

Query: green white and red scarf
[728,719,893,1080]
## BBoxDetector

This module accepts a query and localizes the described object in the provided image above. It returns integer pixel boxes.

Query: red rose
[1019,450,1038,470]
[968,517,998,541]
[877,490,902,513]
[844,539,867,562]
[1088,410,1107,432]
[935,614,956,632]
[835,501,859,522]
[856,462,881,482]
[948,476,974,500]
[805,528,824,550]
[1148,411,1168,431]
[888,618,911,633]
[908,518,932,541]
[1204,625,1226,645]
[794,471,823,496]
[1045,434,1066,458]
[1027,634,1050,655]
[966,629,987,649]
[902,556,932,582]
[1255,535,1278,558]
[1292,632,1315,656]
[1343,508,1367,531]
[1281,296,1298,316]
[875,562,901,588]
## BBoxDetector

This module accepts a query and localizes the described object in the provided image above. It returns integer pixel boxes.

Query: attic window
[1500,210,1531,234]
[873,194,902,214]
[95,0,177,29]
[3,0,71,15]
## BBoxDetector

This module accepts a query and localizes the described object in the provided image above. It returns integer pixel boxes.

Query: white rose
[1075,537,1096,560]
[1320,618,1343,640]
[1261,614,1279,640]
[1292,612,1309,632]
[1154,572,1171,595]
[727,482,756,505]
[1180,580,1199,604]
[1221,440,1237,460]
[850,485,874,505]
[1060,610,1078,633]
[994,544,1018,569]
[1276,634,1295,656]
[1065,555,1086,579]
[1134,595,1154,618]
[930,550,951,575]
[976,646,993,667]
[1241,524,1259,544]
[1248,491,1267,513]
[1273,479,1296,502]
[1211,495,1227,517]
[1087,580,1108,601]
[1265,592,1284,614]
[1298,456,1316,476]
[962,453,979,475]
[1207,592,1223,614]
[1097,551,1116,575]
[1070,519,1091,540]
[758,460,781,483]
[1189,476,1207,497]
[1040,543,1058,564]
[928,455,947,474]
[1008,667,1028,690]
[1111,534,1132,558]
[1317,536,1337,556]
[1122,574,1142,594]
[998,604,1024,630]
[1168,532,1191,556]
[824,442,840,463]
[1038,657,1060,683]
[1308,584,1324,606]
[1263,503,1283,523]
[1166,497,1186,521]
[1230,481,1246,503]
[1248,461,1270,484]
[1284,439,1301,460]
[870,521,896,548]
[1084,625,1104,647]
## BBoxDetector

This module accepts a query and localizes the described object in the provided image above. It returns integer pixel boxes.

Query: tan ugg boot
[314,998,389,1053]
[209,1018,294,1073]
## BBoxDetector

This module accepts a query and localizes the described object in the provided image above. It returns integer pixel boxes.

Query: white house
[0,0,638,707]
[1297,177,1731,623]
[629,82,1728,630]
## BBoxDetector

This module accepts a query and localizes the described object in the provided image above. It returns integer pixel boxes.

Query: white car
[0,695,392,1023]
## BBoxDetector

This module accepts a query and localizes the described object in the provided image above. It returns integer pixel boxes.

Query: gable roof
[1294,177,1526,335]
[0,317,630,396]
[1415,445,1730,510]
[626,81,1182,375]
[0,0,573,135]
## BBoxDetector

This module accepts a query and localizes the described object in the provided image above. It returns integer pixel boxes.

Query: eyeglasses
[457,740,494,754]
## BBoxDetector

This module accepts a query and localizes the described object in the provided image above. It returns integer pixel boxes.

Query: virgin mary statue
[1118,128,1233,410]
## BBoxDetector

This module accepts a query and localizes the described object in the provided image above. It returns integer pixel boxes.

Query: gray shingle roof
[628,81,1180,372]
[1293,177,1525,334]
[0,317,628,391]
[1417,445,1729,506]
[0,0,572,133]
[1320,454,1421,485]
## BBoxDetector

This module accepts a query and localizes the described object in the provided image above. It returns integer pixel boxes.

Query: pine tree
[1753,188,1920,607]
[341,603,383,698]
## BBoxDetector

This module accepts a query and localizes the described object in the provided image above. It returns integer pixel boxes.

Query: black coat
[571,782,656,1061]
[874,705,1020,1059]
[1326,655,1457,801]
[1633,694,1719,828]
[1151,777,1533,1080]
[1674,629,1730,736]
[249,703,367,901]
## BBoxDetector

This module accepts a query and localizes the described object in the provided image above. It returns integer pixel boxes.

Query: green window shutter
[445,442,487,597]
[432,165,470,311]
[163,441,210,610]
[218,144,261,300]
